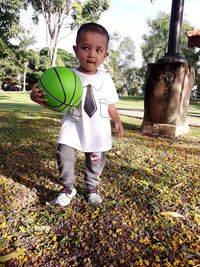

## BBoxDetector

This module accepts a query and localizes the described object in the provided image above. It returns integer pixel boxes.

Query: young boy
[30,22,124,206]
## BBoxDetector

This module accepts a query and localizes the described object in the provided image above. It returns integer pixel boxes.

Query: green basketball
[38,66,83,112]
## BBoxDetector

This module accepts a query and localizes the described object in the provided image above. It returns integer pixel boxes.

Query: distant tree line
[0,0,199,97]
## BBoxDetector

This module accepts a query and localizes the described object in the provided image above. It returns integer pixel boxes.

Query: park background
[0,0,200,266]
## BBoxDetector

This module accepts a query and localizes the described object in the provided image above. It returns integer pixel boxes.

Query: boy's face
[73,31,108,74]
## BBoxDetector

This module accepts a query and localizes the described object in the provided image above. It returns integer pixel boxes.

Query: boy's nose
[88,49,96,57]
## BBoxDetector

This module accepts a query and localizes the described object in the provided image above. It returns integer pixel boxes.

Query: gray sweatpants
[56,144,106,188]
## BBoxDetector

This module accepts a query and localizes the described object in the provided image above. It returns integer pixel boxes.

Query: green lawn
[0,91,200,266]
[117,96,145,109]
[117,95,200,116]
[1,92,199,116]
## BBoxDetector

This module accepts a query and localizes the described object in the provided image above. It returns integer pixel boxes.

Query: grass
[0,92,200,266]
[117,95,200,116]
[117,96,145,109]
[1,92,199,115]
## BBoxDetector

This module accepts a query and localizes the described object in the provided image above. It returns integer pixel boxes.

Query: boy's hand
[114,121,125,138]
[108,104,125,138]
[30,83,47,107]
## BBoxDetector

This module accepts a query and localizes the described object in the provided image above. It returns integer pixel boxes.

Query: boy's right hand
[30,83,47,107]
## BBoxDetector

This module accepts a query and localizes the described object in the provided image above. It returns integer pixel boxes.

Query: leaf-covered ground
[0,106,200,266]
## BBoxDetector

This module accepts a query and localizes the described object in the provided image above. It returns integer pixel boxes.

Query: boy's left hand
[115,121,124,138]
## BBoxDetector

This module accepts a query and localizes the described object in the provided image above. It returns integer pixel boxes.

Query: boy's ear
[105,52,109,59]
[73,45,78,55]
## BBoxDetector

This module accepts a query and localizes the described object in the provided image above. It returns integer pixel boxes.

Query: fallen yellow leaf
[172,182,184,188]
[160,211,185,219]
[0,248,26,262]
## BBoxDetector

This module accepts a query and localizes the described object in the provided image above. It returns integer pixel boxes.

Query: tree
[124,67,145,96]
[0,0,27,41]
[38,47,77,70]
[71,0,110,28]
[26,49,42,89]
[105,35,136,94]
[141,12,198,65]
[13,30,36,91]
[56,48,78,67]
[141,12,170,65]
[0,0,28,88]
[28,0,110,67]
[25,47,77,90]
[0,0,28,56]
[117,37,135,71]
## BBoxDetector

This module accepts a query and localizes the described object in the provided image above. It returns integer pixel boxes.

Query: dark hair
[76,22,109,45]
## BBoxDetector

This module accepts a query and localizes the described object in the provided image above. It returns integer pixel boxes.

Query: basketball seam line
[53,67,79,107]
[53,67,67,104]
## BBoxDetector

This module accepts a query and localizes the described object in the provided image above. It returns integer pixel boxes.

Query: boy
[31,22,124,206]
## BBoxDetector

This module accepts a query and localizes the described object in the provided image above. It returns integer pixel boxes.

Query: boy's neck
[76,67,98,75]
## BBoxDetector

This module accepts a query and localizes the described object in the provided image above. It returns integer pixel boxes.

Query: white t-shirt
[58,68,119,152]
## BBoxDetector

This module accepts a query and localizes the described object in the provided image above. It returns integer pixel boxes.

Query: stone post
[142,63,195,136]
[142,0,195,137]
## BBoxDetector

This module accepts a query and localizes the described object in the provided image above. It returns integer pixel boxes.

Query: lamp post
[158,0,187,64]
[142,0,195,137]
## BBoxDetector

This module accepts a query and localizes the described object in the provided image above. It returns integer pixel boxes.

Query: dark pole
[158,0,187,63]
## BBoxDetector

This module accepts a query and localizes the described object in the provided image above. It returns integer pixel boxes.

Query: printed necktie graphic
[84,84,97,117]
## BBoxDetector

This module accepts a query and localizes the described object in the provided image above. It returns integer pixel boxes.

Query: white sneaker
[50,187,77,207]
[87,187,102,205]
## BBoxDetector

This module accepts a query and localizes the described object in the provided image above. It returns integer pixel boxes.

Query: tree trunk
[23,62,27,91]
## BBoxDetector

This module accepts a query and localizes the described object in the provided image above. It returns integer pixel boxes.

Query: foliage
[29,0,73,67]
[71,0,110,29]
[0,0,29,88]
[28,0,110,66]
[0,0,30,84]
[0,0,27,42]
[0,46,77,91]
[124,67,145,96]
[0,46,20,88]
[141,12,170,64]
[0,11,35,90]
[38,47,77,70]
[105,35,140,95]
[56,48,78,68]
[0,92,200,266]
[141,11,200,97]
[141,12,198,65]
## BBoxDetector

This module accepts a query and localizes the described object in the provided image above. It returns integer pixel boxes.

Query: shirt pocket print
[99,99,109,118]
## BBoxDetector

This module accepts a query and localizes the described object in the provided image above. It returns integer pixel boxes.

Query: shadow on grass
[0,112,64,204]
[111,118,142,132]
[0,111,116,205]
[1,102,199,206]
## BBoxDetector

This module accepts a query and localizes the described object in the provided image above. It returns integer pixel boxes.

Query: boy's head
[73,22,109,74]
[76,22,109,46]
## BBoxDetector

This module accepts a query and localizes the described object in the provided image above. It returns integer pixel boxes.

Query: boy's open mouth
[87,61,95,64]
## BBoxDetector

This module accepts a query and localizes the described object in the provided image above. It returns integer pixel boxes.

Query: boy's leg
[56,143,76,187]
[50,144,76,206]
[84,152,105,204]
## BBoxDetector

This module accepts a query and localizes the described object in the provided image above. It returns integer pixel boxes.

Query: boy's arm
[108,104,124,137]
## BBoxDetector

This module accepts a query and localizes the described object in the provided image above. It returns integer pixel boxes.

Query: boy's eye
[82,46,89,51]
[96,49,103,53]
